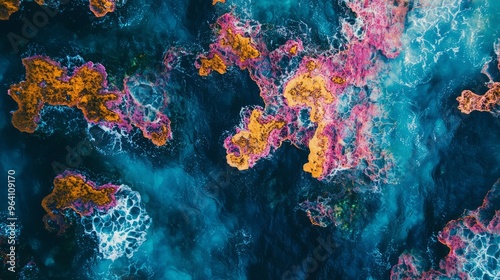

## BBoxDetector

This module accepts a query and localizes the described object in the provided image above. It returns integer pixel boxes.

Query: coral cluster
[197,0,407,183]
[197,53,227,76]
[0,0,116,20]
[42,172,151,260]
[298,191,361,231]
[8,56,122,133]
[8,56,172,146]
[457,40,500,115]
[457,82,500,115]
[0,0,19,20]
[41,171,118,232]
[89,0,115,17]
[123,72,173,146]
[224,108,285,170]
[391,180,500,279]
[195,13,262,74]
[298,195,335,228]
[212,0,225,5]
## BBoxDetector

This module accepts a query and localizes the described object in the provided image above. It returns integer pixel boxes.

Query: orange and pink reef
[0,0,115,20]
[41,171,151,260]
[457,84,500,114]
[41,171,118,233]
[391,179,500,279]
[457,40,500,115]
[88,0,115,17]
[197,0,407,185]
[8,56,172,146]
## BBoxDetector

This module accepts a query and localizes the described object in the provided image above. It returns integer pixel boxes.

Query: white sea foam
[82,185,152,261]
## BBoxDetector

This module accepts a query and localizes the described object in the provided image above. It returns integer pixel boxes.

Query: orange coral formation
[89,0,115,17]
[41,173,117,219]
[73,66,121,123]
[283,73,335,177]
[283,73,334,122]
[306,60,317,72]
[0,0,20,21]
[303,124,329,178]
[145,124,170,147]
[331,76,346,85]
[226,109,285,170]
[8,57,122,133]
[457,83,500,114]
[1,0,115,21]
[212,0,225,5]
[198,54,227,76]
[221,29,260,62]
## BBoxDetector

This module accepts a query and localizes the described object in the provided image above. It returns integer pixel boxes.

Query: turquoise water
[0,0,499,279]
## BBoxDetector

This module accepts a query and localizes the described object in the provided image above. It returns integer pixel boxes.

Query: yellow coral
[89,0,115,17]
[0,0,20,20]
[303,124,329,178]
[306,60,317,72]
[221,29,260,62]
[226,109,285,170]
[144,124,170,147]
[457,84,500,114]
[331,76,346,85]
[283,73,334,122]
[8,57,122,133]
[42,174,116,218]
[283,72,336,178]
[198,54,227,76]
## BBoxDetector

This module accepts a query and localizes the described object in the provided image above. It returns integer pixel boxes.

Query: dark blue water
[0,0,499,279]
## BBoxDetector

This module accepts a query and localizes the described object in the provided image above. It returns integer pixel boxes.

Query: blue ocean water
[0,0,499,279]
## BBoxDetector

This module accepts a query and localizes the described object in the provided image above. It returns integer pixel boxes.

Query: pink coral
[8,56,172,146]
[41,171,118,234]
[391,180,500,279]
[298,195,336,228]
[197,0,406,184]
